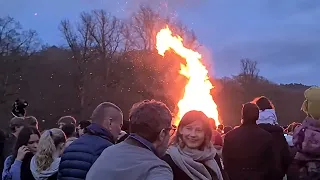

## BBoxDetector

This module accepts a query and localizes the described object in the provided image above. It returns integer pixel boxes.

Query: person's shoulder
[108,143,158,158]
[256,126,272,135]
[103,142,126,151]
[74,134,112,146]
[146,161,173,180]
[63,135,104,153]
[146,154,173,180]
[98,142,131,157]
[255,127,273,141]
[4,155,13,163]
[224,127,239,138]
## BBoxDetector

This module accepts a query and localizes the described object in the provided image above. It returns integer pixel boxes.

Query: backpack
[292,118,320,156]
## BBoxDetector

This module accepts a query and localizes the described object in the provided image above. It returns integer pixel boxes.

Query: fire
[156,26,219,126]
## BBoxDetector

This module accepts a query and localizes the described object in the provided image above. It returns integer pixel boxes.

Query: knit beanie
[301,87,320,120]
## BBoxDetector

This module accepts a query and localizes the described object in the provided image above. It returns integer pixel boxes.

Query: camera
[12,99,28,117]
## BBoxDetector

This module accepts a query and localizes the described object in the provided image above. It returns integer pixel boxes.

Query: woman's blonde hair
[35,128,66,172]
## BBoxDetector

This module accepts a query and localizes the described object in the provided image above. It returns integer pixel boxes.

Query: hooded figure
[301,86,320,120]
[292,87,320,180]
[257,109,278,125]
[252,96,278,125]
[253,96,291,180]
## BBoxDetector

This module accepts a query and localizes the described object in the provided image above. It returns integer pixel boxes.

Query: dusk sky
[1,0,319,85]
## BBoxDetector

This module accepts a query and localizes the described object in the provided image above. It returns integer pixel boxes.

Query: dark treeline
[0,6,309,129]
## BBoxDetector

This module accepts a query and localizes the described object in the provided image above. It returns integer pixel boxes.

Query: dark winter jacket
[222,124,274,180]
[57,123,115,180]
[0,129,6,173]
[258,123,291,179]
[286,146,299,180]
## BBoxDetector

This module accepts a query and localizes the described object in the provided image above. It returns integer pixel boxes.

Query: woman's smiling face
[179,120,205,149]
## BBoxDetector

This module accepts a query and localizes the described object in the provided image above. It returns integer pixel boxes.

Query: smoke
[123,0,201,9]
[118,0,204,17]
[198,45,216,76]
[197,45,223,96]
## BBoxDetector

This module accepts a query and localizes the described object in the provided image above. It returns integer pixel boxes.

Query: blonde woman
[30,128,66,180]
[163,110,226,180]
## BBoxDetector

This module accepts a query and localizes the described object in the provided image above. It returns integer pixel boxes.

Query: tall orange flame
[156,26,219,126]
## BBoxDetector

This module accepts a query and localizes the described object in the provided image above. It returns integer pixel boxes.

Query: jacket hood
[258,123,284,134]
[256,109,278,125]
[30,156,60,180]
[86,123,115,144]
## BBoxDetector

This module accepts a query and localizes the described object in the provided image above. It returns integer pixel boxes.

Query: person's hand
[16,145,30,161]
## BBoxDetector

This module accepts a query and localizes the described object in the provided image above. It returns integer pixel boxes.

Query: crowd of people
[0,86,320,180]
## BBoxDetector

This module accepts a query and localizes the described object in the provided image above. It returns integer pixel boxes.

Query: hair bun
[12,99,28,117]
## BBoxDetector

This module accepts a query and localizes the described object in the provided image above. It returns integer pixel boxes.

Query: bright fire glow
[156,26,219,126]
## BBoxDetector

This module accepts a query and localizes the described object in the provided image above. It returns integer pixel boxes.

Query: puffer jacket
[258,124,291,180]
[57,123,115,180]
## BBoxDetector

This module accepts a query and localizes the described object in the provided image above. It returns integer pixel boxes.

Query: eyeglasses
[164,125,177,136]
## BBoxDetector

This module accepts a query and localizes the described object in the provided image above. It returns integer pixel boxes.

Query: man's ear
[108,117,112,125]
[158,129,166,142]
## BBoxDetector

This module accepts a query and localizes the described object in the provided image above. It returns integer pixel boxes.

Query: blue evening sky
[1,0,319,85]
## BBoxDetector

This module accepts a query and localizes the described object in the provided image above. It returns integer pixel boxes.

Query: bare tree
[0,17,39,58]
[89,10,123,86]
[122,5,163,51]
[60,15,93,116]
[233,58,260,88]
[0,16,40,104]
[122,5,200,51]
[240,58,259,77]
[60,10,123,116]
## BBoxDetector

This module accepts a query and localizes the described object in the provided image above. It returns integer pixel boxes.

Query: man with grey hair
[58,102,123,180]
[86,99,175,180]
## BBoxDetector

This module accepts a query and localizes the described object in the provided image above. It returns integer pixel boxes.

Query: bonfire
[156,26,219,126]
